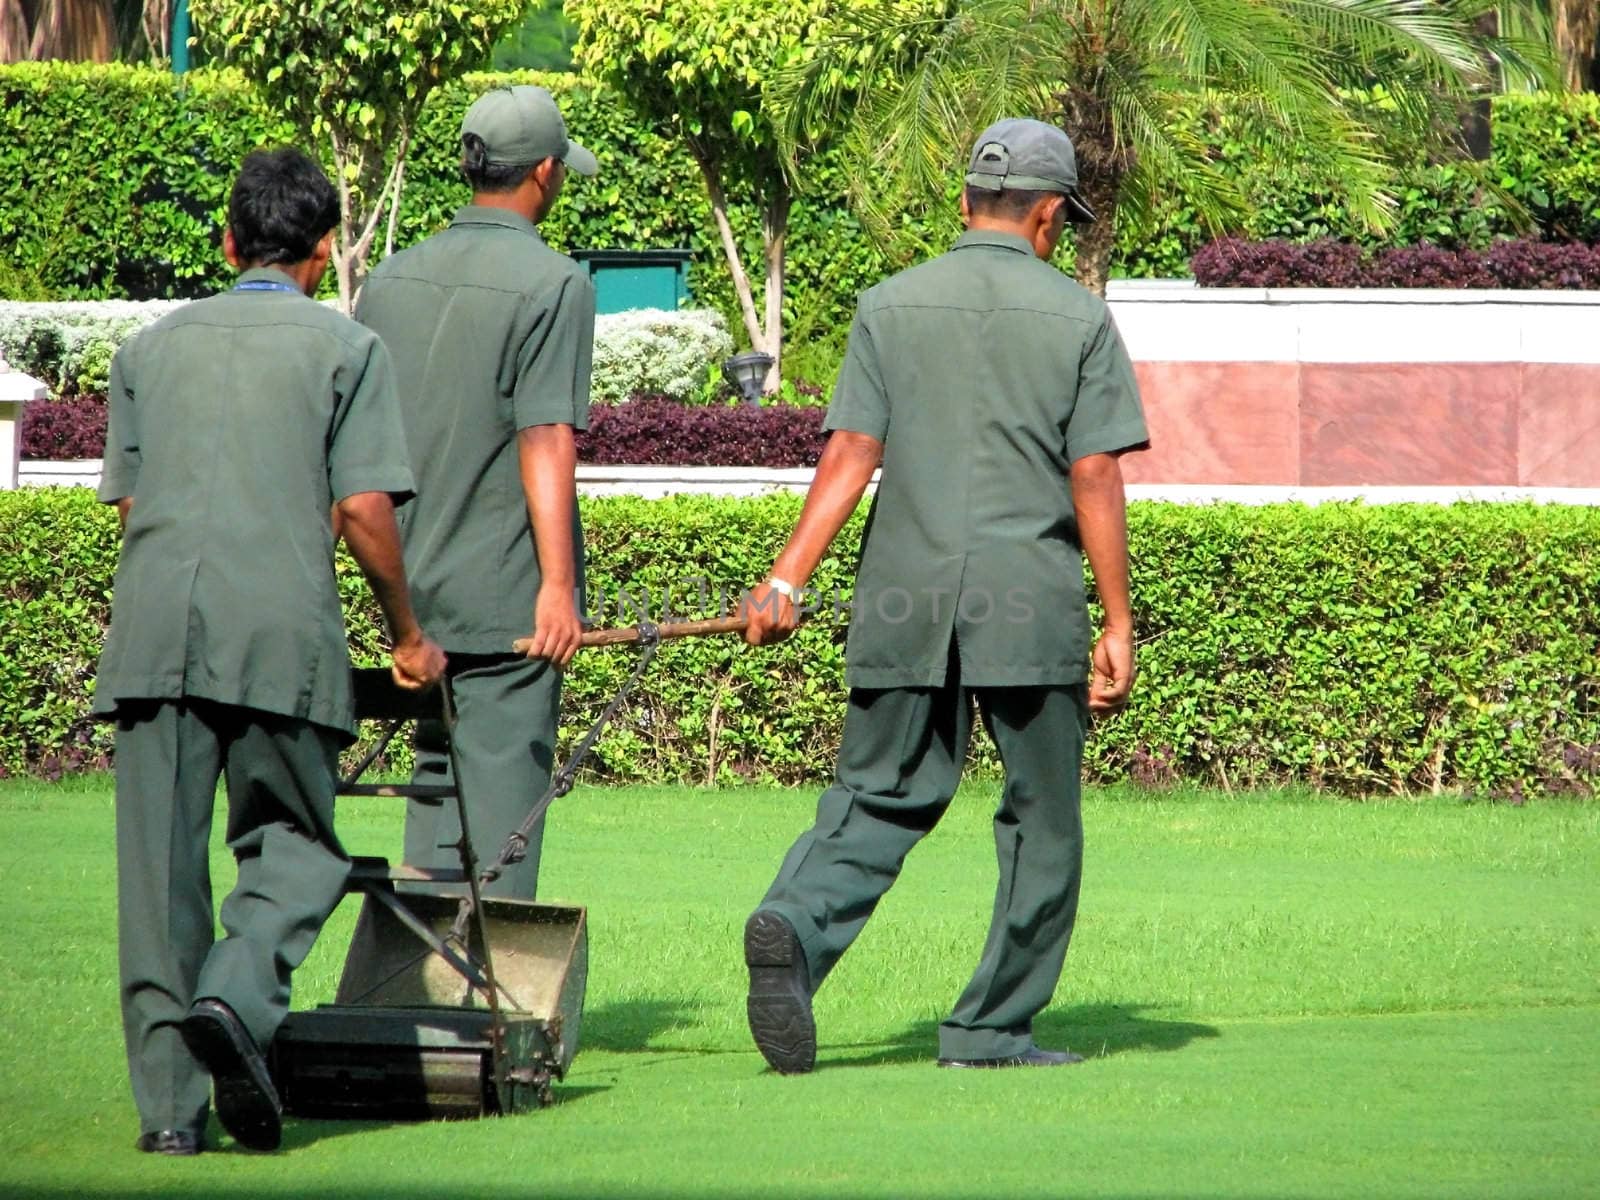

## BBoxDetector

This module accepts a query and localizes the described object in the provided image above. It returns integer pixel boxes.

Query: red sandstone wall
[1121,362,1600,488]
[1107,287,1600,491]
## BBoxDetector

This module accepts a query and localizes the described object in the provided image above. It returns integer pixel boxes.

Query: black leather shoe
[744,910,817,1074]
[135,1129,203,1156]
[937,1045,1085,1069]
[179,998,283,1151]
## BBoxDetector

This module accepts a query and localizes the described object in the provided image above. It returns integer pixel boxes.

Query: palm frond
[766,0,1551,285]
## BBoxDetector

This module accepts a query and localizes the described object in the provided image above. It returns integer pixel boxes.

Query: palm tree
[12,0,114,60]
[777,0,1553,295]
[1550,0,1597,89]
[2,1,31,61]
[1,0,167,62]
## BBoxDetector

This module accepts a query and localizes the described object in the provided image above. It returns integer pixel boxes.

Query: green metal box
[571,247,692,314]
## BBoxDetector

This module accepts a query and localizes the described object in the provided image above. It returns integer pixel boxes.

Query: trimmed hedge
[2,488,1596,798]
[0,62,898,339]
[20,397,107,459]
[18,393,827,467]
[4,64,1600,337]
[576,397,828,466]
[0,65,296,301]
[1193,236,1600,288]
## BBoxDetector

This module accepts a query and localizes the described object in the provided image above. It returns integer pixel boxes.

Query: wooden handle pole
[512,615,750,655]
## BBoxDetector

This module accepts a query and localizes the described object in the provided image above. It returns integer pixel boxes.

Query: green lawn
[1,776,1596,1199]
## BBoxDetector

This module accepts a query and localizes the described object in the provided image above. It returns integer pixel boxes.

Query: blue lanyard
[232,279,301,294]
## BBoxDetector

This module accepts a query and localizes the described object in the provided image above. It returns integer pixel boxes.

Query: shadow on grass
[266,1074,614,1151]
[580,995,705,1051]
[822,1002,1219,1069]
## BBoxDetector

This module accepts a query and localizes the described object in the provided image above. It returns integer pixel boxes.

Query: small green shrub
[1491,92,1600,245]
[2,488,1594,799]
[0,258,51,302]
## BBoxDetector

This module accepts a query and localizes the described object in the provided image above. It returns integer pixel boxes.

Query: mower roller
[270,615,748,1120]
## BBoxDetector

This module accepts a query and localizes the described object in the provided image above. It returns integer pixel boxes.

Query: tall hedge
[4,64,1600,342]
[0,65,295,300]
[0,62,893,337]
[2,487,1595,799]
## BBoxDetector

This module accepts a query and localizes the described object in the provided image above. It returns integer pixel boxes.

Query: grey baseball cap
[460,85,598,176]
[965,117,1095,224]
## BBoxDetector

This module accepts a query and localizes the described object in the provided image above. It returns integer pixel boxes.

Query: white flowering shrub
[2,300,736,404]
[589,307,733,404]
[0,302,177,396]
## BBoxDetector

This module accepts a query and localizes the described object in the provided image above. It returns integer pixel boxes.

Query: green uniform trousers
[756,654,1088,1061]
[113,699,349,1136]
[405,653,560,900]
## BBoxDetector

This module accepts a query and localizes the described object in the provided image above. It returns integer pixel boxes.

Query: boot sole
[180,1001,283,1151]
[744,911,816,1075]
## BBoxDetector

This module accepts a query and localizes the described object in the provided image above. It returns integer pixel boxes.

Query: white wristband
[765,576,801,603]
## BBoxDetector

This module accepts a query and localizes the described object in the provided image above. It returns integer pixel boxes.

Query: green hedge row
[2,487,1595,798]
[3,62,1599,342]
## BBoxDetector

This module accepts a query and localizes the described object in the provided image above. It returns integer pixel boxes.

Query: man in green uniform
[356,85,595,899]
[740,119,1148,1073]
[96,148,446,1154]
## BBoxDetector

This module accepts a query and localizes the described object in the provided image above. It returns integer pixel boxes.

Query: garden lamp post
[721,351,773,407]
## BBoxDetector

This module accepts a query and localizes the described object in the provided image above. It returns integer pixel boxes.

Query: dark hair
[461,132,542,193]
[964,185,1058,221]
[227,148,340,266]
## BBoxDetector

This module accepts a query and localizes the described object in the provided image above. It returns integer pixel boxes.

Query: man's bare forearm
[337,491,425,645]
[1069,452,1133,633]
[770,431,883,586]
[518,424,578,591]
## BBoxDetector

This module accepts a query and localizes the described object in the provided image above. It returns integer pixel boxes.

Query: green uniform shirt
[355,206,595,654]
[94,267,415,735]
[826,230,1149,689]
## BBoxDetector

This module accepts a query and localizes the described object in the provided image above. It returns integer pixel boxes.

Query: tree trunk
[383,146,408,259]
[1057,89,1127,298]
[1071,168,1121,298]
[27,0,113,60]
[330,129,358,311]
[141,0,168,58]
[1554,0,1600,92]
[759,183,789,394]
[329,125,411,313]
[691,150,767,357]
[1,0,30,61]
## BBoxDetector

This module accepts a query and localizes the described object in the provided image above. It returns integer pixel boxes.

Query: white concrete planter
[1105,278,1600,364]
[18,458,101,488]
[20,458,1598,505]
[19,461,823,497]
[0,357,47,490]
[573,463,816,497]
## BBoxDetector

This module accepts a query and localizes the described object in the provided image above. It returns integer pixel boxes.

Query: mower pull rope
[448,614,748,946]
[481,621,660,888]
